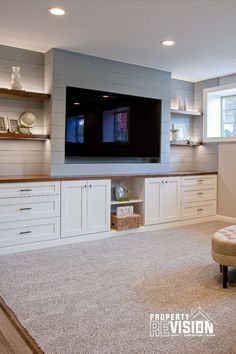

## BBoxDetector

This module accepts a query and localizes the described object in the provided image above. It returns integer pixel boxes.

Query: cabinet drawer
[182,175,217,188]
[0,195,60,223]
[181,201,216,220]
[0,182,60,198]
[181,187,216,203]
[0,218,60,248]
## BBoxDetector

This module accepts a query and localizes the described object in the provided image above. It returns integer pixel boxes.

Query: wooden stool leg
[223,266,228,288]
[220,264,223,273]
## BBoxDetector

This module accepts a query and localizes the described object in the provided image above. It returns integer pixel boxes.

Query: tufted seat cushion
[212,225,236,267]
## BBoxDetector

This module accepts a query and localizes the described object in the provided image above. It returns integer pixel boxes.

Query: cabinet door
[87,179,111,234]
[144,178,162,225]
[160,177,180,222]
[61,181,87,237]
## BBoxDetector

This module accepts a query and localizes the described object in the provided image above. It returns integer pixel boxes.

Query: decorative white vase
[171,131,179,141]
[178,96,184,110]
[11,66,22,90]
[184,98,189,111]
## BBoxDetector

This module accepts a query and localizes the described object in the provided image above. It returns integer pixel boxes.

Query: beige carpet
[0,221,236,354]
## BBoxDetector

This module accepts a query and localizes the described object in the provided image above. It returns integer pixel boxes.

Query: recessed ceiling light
[161,40,175,47]
[74,102,80,105]
[102,95,109,98]
[48,7,65,16]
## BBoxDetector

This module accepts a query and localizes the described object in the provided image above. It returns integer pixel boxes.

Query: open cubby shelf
[111,199,143,205]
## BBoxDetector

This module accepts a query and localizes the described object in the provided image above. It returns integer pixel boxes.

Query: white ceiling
[0,0,236,82]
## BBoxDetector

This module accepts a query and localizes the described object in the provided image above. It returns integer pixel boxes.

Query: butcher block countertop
[0,171,217,183]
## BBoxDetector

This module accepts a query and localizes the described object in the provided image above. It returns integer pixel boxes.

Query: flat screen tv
[65,86,162,161]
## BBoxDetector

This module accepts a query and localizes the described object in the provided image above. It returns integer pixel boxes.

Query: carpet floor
[0,221,236,354]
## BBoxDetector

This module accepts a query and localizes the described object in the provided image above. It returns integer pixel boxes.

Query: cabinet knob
[89,184,92,188]
[84,185,87,188]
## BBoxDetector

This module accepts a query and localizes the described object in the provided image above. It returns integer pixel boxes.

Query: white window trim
[203,82,236,142]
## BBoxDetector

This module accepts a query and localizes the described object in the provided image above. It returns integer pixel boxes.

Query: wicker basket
[111,213,141,230]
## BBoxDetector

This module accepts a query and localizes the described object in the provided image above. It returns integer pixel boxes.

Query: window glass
[222,96,236,137]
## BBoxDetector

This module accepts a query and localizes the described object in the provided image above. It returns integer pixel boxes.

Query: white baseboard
[0,215,219,256]
[216,214,236,223]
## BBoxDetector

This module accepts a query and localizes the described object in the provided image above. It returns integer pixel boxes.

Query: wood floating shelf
[0,88,50,101]
[0,133,49,141]
[170,141,203,147]
[171,109,202,116]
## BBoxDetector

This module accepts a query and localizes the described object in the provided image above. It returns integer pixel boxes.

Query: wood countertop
[0,171,217,183]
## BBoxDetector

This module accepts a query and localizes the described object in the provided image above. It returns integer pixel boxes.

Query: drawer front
[182,175,217,188]
[181,187,216,203]
[181,201,216,220]
[0,182,60,198]
[0,218,60,247]
[0,195,60,223]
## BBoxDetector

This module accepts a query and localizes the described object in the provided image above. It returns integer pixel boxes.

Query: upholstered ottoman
[212,225,236,288]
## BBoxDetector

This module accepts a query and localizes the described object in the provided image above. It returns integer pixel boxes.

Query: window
[203,83,236,142]
[221,96,236,137]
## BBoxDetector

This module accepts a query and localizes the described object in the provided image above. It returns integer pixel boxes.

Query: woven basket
[111,213,141,230]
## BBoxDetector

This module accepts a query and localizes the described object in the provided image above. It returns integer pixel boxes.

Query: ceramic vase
[11,66,22,90]
[178,96,184,110]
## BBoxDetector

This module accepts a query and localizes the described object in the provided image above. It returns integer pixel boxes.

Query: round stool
[212,225,236,288]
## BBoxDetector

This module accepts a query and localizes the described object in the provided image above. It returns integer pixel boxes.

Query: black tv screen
[65,87,162,160]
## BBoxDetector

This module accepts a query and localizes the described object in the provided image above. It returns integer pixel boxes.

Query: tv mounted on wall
[65,86,162,162]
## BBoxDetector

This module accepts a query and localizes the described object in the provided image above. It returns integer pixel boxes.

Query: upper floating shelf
[171,109,202,116]
[0,88,50,101]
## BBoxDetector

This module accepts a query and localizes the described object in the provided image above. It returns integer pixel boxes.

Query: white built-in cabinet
[144,177,181,225]
[61,179,111,238]
[0,182,60,248]
[0,174,217,252]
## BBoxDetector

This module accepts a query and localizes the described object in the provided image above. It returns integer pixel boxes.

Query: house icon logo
[189,307,216,326]
[150,307,216,337]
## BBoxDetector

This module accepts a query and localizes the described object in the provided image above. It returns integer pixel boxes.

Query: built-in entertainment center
[65,87,162,163]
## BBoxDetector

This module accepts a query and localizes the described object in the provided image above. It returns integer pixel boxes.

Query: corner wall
[46,49,172,176]
[194,74,236,217]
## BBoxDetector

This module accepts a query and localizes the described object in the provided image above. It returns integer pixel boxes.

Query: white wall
[0,45,48,175]
[194,74,236,217]
[46,48,172,176]
[217,75,236,217]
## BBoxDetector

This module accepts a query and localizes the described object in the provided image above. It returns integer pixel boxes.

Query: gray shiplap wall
[46,48,172,176]
[170,78,219,172]
[0,45,48,175]
[170,79,195,171]
[193,78,218,172]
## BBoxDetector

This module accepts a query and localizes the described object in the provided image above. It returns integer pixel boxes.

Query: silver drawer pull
[19,207,32,211]
[198,180,204,183]
[19,231,32,235]
[197,208,203,212]
[19,189,32,192]
[197,192,204,195]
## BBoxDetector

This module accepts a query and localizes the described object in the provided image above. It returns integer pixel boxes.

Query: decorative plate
[19,112,36,128]
[114,185,128,200]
